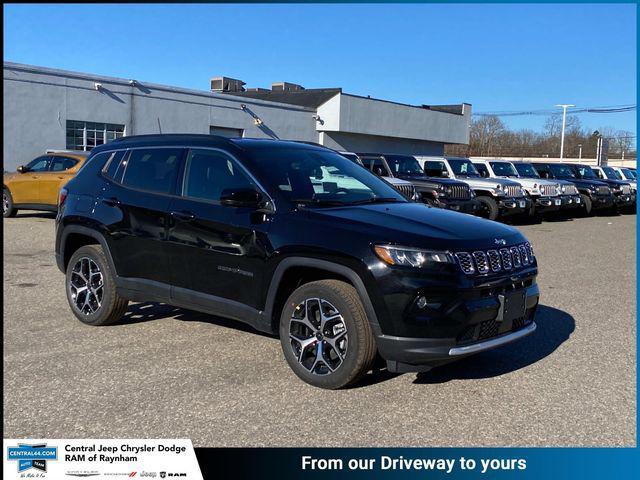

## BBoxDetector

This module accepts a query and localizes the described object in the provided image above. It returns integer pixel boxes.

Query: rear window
[103,150,127,181]
[121,148,183,194]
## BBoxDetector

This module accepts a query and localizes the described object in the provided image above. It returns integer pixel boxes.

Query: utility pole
[556,104,575,159]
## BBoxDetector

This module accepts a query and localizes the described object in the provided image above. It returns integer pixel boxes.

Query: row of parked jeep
[340,152,637,221]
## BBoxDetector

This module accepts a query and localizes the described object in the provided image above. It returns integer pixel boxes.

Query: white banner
[3,439,203,480]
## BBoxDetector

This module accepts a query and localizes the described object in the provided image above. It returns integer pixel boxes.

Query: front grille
[505,185,524,197]
[621,185,631,195]
[393,184,415,199]
[448,184,471,199]
[455,242,534,275]
[597,186,611,195]
[540,184,559,196]
[456,314,533,344]
[564,184,578,195]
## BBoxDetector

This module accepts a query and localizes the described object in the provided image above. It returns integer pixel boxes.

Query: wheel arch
[264,257,381,336]
[59,225,118,276]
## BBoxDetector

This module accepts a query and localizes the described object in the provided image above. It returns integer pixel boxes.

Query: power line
[474,104,637,117]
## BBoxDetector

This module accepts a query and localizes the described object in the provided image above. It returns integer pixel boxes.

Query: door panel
[39,156,80,205]
[167,148,271,310]
[9,156,50,203]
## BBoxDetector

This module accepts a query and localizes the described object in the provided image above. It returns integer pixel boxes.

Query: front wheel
[65,245,129,325]
[580,194,592,216]
[279,280,377,389]
[476,196,499,220]
[3,189,17,218]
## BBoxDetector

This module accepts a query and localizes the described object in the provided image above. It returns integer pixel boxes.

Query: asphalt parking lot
[3,211,636,447]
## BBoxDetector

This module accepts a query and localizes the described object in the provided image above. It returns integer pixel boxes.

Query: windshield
[490,162,519,177]
[574,165,598,180]
[601,166,621,180]
[622,168,637,179]
[513,163,540,178]
[243,147,406,206]
[549,164,576,179]
[448,159,480,177]
[340,152,364,166]
[384,155,424,175]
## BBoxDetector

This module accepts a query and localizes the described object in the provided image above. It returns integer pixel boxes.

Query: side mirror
[441,170,449,178]
[373,167,384,176]
[17,165,27,174]
[220,188,264,208]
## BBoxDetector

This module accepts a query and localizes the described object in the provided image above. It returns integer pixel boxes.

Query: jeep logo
[494,238,507,246]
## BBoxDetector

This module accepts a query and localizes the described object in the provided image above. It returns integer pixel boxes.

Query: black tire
[279,279,377,389]
[65,244,129,326]
[3,188,17,218]
[424,197,439,208]
[580,194,592,216]
[476,196,499,220]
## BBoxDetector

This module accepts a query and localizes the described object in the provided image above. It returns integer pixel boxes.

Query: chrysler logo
[494,238,507,246]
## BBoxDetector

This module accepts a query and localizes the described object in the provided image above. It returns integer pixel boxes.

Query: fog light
[416,296,428,309]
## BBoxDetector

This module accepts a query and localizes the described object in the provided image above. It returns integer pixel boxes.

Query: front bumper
[437,198,479,214]
[591,193,616,210]
[498,196,531,216]
[559,194,582,209]
[533,195,562,213]
[376,277,540,372]
[614,193,636,206]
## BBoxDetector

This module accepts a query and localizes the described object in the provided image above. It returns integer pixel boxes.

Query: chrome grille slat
[487,250,501,272]
[597,186,611,195]
[454,252,474,274]
[564,184,578,195]
[622,185,631,195]
[510,246,522,268]
[541,184,559,196]
[455,243,534,275]
[505,185,522,197]
[449,184,471,199]
[518,244,529,265]
[500,248,512,270]
[472,251,489,274]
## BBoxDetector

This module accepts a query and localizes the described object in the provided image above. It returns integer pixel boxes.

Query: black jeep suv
[55,135,539,389]
[357,153,479,214]
[532,162,615,215]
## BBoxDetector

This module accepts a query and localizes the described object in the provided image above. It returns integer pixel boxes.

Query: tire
[3,188,17,218]
[65,244,129,326]
[279,279,377,389]
[424,197,438,208]
[476,196,499,220]
[580,194,592,216]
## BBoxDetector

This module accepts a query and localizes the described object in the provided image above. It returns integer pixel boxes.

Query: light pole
[556,104,575,159]
[578,144,582,159]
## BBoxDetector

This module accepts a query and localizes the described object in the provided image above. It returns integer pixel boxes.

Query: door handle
[102,197,121,207]
[170,210,196,221]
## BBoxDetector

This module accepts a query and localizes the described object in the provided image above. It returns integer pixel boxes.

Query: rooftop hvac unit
[271,82,305,92]
[211,77,246,93]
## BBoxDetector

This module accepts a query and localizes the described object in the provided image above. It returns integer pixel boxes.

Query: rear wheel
[476,196,499,220]
[3,188,17,218]
[65,245,129,325]
[279,280,377,389]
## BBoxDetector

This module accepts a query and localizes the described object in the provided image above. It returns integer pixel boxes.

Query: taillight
[58,188,68,206]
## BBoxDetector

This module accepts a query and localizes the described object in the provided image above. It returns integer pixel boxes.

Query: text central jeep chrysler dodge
[56,135,539,389]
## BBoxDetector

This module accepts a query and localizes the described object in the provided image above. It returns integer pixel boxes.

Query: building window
[66,120,125,151]
[210,125,244,138]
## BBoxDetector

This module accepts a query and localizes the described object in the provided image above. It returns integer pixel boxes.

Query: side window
[369,158,387,176]
[182,149,257,202]
[534,165,550,178]
[475,163,490,177]
[26,156,51,172]
[424,161,446,177]
[50,156,79,172]
[102,151,127,182]
[122,148,183,194]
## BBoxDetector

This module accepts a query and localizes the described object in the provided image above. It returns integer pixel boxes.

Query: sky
[3,3,637,142]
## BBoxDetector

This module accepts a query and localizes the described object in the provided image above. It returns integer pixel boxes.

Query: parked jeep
[512,162,582,213]
[56,134,540,389]
[592,165,636,209]
[4,150,89,217]
[471,159,562,216]
[339,151,418,201]
[417,157,529,221]
[567,163,634,211]
[531,162,615,215]
[357,153,479,214]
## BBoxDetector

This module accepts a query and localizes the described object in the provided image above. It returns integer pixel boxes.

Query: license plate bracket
[498,290,527,323]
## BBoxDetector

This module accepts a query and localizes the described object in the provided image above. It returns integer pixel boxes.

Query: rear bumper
[377,282,540,372]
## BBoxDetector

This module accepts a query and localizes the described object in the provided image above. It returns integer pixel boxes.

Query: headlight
[493,185,506,196]
[374,245,453,268]
[560,185,566,194]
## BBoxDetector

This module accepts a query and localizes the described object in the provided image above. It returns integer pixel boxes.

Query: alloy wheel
[288,298,348,375]
[3,192,8,215]
[69,257,104,315]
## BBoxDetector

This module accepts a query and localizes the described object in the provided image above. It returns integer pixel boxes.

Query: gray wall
[320,131,444,156]
[3,63,318,170]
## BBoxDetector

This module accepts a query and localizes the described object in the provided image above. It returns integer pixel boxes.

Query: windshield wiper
[290,198,348,207]
[347,197,400,205]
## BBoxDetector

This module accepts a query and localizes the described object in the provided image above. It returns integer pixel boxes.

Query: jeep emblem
[494,238,507,246]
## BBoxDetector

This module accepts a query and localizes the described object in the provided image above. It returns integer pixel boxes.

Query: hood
[567,178,609,188]
[306,202,525,251]
[598,179,632,188]
[383,176,412,186]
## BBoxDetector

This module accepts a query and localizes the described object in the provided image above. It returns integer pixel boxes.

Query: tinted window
[182,149,257,202]
[575,165,598,180]
[513,163,540,178]
[50,156,78,172]
[366,157,388,176]
[448,159,480,177]
[25,156,51,172]
[548,164,576,179]
[102,150,127,181]
[424,161,447,177]
[475,163,490,177]
[622,168,636,179]
[489,162,519,177]
[122,148,183,194]
[602,166,621,180]
[384,155,424,175]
